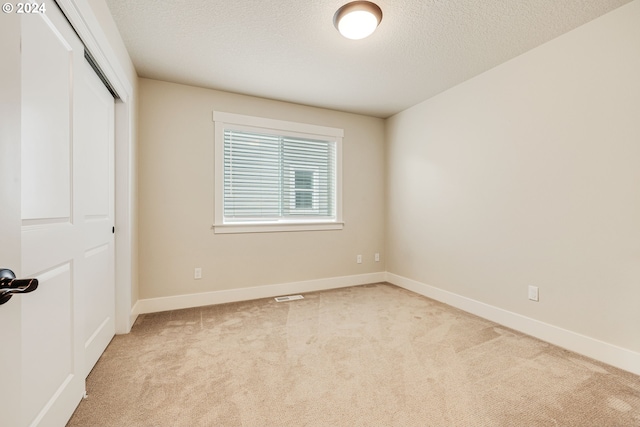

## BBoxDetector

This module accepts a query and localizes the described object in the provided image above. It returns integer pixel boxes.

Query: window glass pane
[224,130,281,219]
[295,190,313,209]
[295,170,313,190]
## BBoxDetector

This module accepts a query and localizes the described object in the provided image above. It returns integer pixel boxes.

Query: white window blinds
[223,129,336,222]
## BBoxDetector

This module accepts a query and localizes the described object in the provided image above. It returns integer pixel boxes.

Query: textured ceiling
[105,0,632,118]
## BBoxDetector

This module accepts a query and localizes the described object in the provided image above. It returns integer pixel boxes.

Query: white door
[0,10,23,427]
[76,56,116,378]
[0,1,115,425]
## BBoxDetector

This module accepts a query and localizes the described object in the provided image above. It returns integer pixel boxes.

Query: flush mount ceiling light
[333,1,383,40]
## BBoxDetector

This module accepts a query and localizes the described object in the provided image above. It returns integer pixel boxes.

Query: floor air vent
[274,295,304,302]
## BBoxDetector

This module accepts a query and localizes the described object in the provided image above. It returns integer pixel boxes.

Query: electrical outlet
[357,255,362,264]
[528,285,539,302]
[375,253,380,262]
[194,268,202,280]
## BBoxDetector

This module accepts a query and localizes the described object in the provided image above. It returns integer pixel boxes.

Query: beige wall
[386,1,640,352]
[138,79,385,299]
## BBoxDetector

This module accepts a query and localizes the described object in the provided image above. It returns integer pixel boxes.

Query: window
[213,112,343,233]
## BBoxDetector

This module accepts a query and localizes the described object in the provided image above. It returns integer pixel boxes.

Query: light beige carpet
[68,283,640,426]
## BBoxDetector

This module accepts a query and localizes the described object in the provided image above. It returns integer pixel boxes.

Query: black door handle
[0,269,39,305]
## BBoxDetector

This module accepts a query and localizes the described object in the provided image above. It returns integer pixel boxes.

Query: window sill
[212,221,344,234]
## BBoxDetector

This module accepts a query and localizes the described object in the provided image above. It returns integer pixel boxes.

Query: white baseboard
[385,272,640,376]
[136,272,386,315]
[129,270,639,376]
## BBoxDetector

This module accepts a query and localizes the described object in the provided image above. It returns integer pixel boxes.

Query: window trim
[213,111,344,234]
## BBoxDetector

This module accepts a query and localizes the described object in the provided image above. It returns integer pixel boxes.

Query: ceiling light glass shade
[334,1,383,40]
